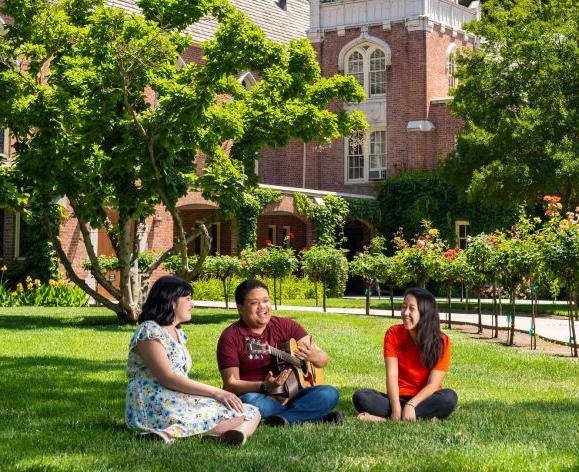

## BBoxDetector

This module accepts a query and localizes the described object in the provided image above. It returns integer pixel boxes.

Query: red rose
[289,232,295,239]
[265,240,272,245]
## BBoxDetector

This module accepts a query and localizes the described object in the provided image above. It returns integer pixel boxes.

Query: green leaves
[446,0,579,208]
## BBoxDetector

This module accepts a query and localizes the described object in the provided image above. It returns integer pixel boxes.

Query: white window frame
[446,44,458,91]
[345,128,387,183]
[345,44,387,98]
[281,225,291,247]
[455,220,471,250]
[267,225,277,245]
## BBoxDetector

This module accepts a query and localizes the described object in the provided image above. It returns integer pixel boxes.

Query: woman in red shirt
[353,287,458,421]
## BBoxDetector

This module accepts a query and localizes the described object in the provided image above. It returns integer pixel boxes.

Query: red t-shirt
[384,324,451,397]
[216,316,308,381]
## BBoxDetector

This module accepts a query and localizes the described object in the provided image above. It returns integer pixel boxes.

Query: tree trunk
[314,281,318,307]
[447,284,452,329]
[492,282,498,338]
[465,286,469,314]
[497,284,503,339]
[573,290,578,358]
[222,278,229,309]
[279,278,283,306]
[273,277,277,310]
[365,282,370,316]
[567,282,578,357]
[322,280,327,313]
[115,305,140,324]
[477,288,482,334]
[118,212,138,322]
[508,288,516,346]
[390,283,395,318]
[530,292,537,350]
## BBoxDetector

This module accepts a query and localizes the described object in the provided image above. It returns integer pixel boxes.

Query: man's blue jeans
[240,385,339,424]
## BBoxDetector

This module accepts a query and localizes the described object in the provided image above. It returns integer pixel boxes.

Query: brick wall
[257,214,308,251]
[258,22,473,196]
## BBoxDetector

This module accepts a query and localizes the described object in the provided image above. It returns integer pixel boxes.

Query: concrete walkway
[193,300,578,346]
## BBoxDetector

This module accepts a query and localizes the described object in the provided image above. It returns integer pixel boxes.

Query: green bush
[0,276,89,307]
[192,276,317,303]
[377,171,517,247]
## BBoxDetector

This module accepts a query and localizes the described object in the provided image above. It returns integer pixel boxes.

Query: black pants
[353,388,458,420]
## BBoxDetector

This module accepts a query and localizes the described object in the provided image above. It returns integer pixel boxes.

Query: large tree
[441,0,578,210]
[0,0,365,323]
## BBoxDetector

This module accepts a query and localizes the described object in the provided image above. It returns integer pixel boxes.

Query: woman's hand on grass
[402,404,416,421]
[213,389,244,413]
[389,408,402,421]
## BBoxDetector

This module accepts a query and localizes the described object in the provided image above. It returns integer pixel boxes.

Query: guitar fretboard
[264,345,303,368]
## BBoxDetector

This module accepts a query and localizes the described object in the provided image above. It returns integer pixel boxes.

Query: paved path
[194,300,578,346]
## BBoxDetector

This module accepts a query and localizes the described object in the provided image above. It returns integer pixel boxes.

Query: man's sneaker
[264,415,289,427]
[322,411,343,424]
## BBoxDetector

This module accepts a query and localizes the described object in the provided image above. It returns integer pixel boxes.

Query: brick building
[0,0,480,293]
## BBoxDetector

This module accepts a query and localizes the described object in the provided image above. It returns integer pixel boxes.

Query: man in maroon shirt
[217,279,342,426]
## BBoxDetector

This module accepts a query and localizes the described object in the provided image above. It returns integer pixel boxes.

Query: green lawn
[0,307,577,471]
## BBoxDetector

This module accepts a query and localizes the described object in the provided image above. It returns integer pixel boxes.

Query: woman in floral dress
[125,276,260,445]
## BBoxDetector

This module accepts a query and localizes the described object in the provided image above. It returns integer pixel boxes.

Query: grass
[0,307,578,471]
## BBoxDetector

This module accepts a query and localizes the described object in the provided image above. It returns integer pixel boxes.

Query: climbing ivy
[235,188,281,252]
[346,197,382,230]
[294,193,349,247]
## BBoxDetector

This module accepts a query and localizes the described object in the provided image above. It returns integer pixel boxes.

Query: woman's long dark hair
[138,275,192,326]
[404,287,444,369]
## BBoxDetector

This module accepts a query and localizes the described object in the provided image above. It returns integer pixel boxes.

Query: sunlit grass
[0,307,577,471]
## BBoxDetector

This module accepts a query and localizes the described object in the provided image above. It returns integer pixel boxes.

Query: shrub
[301,245,348,311]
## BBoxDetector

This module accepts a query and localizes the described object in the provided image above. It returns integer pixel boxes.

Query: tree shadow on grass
[0,313,124,331]
[189,311,238,325]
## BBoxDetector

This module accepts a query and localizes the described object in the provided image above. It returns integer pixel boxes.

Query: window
[369,49,386,95]
[346,130,387,182]
[0,129,5,156]
[346,45,387,97]
[347,51,364,89]
[15,212,28,259]
[347,131,364,181]
[280,226,291,247]
[455,220,471,250]
[191,222,221,255]
[447,49,458,90]
[267,225,277,245]
[368,131,386,180]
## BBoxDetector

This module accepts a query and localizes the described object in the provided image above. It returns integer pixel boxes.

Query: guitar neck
[267,345,302,368]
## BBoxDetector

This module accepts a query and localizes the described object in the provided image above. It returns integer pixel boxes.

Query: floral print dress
[125,321,258,438]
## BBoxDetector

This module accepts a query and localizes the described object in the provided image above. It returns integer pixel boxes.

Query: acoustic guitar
[246,337,325,389]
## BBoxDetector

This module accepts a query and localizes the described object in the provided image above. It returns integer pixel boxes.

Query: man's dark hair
[139,275,192,326]
[234,279,269,305]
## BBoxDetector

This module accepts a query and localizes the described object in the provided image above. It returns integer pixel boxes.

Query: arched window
[239,71,257,90]
[347,51,364,88]
[345,45,387,98]
[447,46,458,91]
[369,49,386,95]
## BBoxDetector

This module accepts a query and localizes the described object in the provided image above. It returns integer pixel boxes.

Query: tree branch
[143,214,218,276]
[67,199,123,300]
[43,217,121,313]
